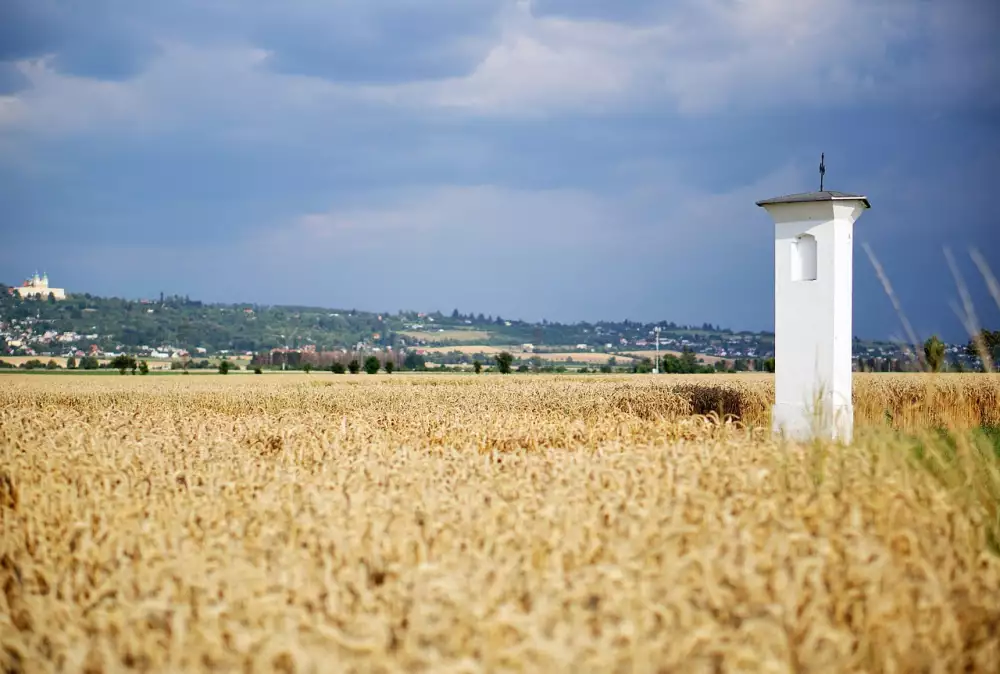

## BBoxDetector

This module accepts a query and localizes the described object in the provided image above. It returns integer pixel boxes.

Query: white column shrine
[756,171,870,443]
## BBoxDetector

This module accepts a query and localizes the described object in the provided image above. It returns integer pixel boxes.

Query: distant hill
[0,285,929,368]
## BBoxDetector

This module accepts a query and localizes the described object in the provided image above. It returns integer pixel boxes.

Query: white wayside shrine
[756,177,870,443]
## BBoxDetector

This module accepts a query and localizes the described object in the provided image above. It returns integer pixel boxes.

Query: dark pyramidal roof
[755,190,870,209]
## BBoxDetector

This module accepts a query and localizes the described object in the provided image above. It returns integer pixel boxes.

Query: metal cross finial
[819,152,826,192]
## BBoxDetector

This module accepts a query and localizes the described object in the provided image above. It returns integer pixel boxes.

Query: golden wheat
[655,372,1000,430]
[1,373,999,673]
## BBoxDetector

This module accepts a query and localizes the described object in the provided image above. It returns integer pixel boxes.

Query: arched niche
[790,233,817,282]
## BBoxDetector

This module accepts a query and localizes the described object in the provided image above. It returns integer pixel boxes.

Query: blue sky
[1,0,998,342]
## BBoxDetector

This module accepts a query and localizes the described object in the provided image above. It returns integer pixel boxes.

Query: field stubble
[1,373,999,673]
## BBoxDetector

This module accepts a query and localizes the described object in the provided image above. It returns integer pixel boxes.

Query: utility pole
[654,326,661,374]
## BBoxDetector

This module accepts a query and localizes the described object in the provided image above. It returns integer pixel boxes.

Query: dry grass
[2,373,1000,673]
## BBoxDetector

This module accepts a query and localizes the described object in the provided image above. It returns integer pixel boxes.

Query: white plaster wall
[14,287,66,300]
[763,200,866,441]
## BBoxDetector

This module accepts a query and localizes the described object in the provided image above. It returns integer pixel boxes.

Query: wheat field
[2,373,999,673]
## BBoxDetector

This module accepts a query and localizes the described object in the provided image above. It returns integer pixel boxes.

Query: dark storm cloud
[0,0,161,80]
[1,0,998,341]
[249,1,505,83]
[0,0,506,85]
[530,0,667,23]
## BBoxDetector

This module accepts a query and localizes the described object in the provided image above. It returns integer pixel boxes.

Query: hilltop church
[10,271,66,300]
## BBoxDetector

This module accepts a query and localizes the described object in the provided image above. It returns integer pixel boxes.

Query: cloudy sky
[2,0,998,341]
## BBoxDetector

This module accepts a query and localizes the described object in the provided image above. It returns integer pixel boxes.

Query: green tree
[139,360,149,375]
[331,362,346,374]
[66,356,77,370]
[633,357,653,374]
[302,362,313,374]
[80,355,99,370]
[218,360,232,374]
[923,335,946,372]
[384,360,394,374]
[348,359,360,374]
[111,354,136,375]
[679,347,698,373]
[473,359,482,374]
[46,359,60,370]
[254,366,263,374]
[364,355,380,374]
[964,328,1000,371]
[495,351,513,374]
[403,351,425,371]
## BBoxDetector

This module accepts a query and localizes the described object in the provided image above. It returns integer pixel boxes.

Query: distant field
[622,350,728,365]
[2,355,90,366]
[419,345,507,355]
[527,352,636,364]
[0,355,117,369]
[420,345,737,365]
[0,355,252,371]
[419,346,634,363]
[400,330,492,342]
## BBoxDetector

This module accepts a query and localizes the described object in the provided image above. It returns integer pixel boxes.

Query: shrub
[473,360,482,374]
[348,360,360,375]
[384,360,394,374]
[331,362,346,375]
[364,356,380,375]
